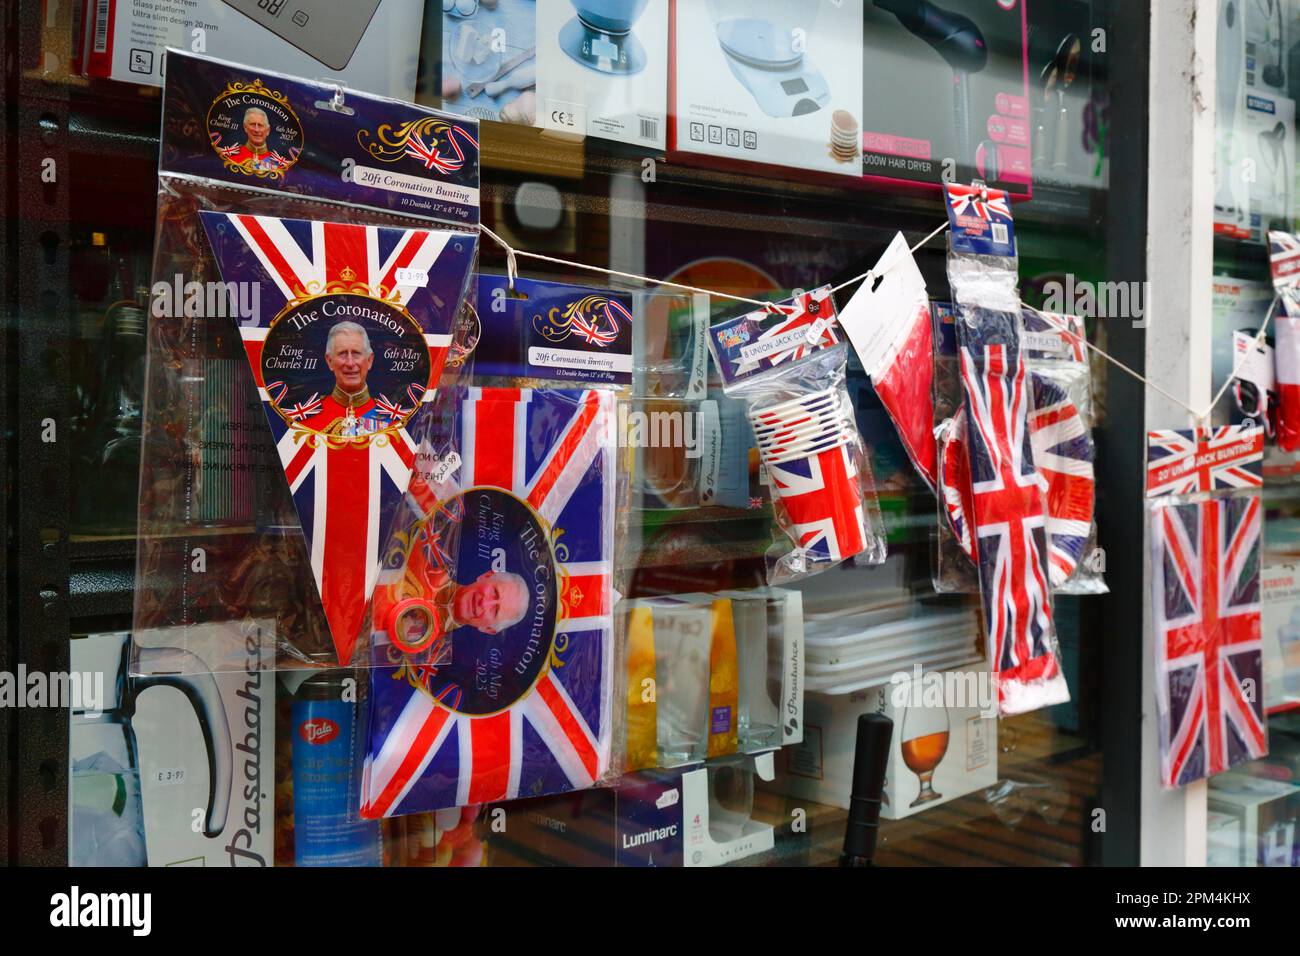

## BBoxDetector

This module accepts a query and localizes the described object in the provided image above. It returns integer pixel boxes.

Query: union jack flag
[1151,494,1267,787]
[1028,376,1096,588]
[1145,426,1263,497]
[405,125,479,174]
[361,386,616,816]
[958,311,1069,715]
[766,443,868,566]
[199,211,477,665]
[569,299,628,346]
[947,184,1012,222]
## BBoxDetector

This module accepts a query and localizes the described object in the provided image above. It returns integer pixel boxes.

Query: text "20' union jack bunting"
[200,212,477,665]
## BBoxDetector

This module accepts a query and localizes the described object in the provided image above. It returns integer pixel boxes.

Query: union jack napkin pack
[1146,425,1267,787]
[200,211,478,665]
[1267,231,1300,450]
[360,386,617,815]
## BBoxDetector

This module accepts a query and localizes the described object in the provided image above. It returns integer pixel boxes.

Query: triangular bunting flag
[200,211,477,665]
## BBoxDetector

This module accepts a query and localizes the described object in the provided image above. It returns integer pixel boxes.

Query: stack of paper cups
[749,387,867,562]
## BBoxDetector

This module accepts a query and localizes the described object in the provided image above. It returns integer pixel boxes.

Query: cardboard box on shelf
[77,0,422,98]
[860,0,1031,194]
[671,0,865,179]
[536,0,668,148]
[489,752,776,866]
[769,665,997,819]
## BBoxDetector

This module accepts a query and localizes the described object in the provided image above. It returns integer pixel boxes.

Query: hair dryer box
[488,752,776,866]
[76,0,422,99]
[1262,563,1300,712]
[670,0,865,179]
[768,667,997,820]
[860,0,1031,195]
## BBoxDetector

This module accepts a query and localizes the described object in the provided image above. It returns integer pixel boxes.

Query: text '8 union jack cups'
[200,211,478,666]
[361,386,617,815]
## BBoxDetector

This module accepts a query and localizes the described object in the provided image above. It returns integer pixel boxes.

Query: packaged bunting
[199,211,478,665]
[956,310,1070,713]
[1148,425,1267,787]
[360,386,617,815]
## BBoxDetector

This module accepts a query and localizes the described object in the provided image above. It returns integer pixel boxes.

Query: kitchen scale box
[77,0,420,98]
[670,0,865,178]
[537,0,670,148]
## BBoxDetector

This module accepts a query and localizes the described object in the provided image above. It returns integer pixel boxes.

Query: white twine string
[476,219,1275,429]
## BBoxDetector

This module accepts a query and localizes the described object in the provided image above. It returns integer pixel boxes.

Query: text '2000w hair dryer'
[873,0,988,172]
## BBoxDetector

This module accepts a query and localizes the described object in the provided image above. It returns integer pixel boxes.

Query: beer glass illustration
[900,704,949,807]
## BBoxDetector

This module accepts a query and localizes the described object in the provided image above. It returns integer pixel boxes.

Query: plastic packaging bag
[725,345,888,583]
[1146,424,1268,787]
[944,183,1070,715]
[1021,308,1105,595]
[133,50,482,673]
[358,385,621,816]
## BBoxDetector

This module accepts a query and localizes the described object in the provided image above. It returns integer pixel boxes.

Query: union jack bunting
[361,386,616,816]
[1151,494,1267,786]
[766,444,868,566]
[1145,426,1264,497]
[200,211,477,665]
[941,374,1097,588]
[1028,376,1096,588]
[958,310,1069,714]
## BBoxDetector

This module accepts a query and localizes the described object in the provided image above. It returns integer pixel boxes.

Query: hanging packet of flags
[1267,231,1300,450]
[1146,424,1267,788]
[200,211,478,665]
[944,182,1070,715]
[360,385,617,816]
[1020,308,1102,594]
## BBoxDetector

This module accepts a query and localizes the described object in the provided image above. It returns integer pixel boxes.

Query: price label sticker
[396,268,429,287]
[430,451,462,485]
[153,767,187,786]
